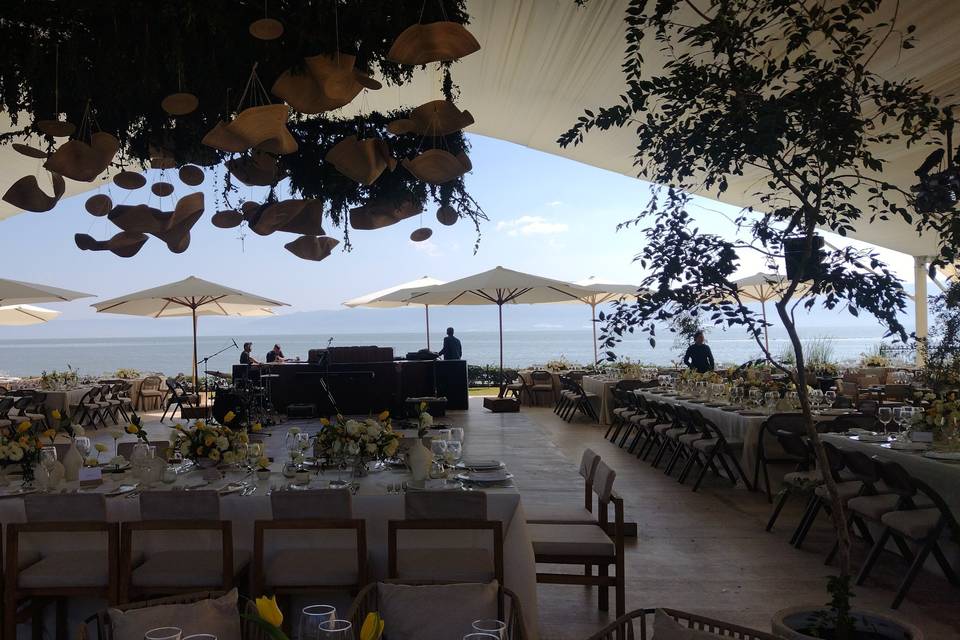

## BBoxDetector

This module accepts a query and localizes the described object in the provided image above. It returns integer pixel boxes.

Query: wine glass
[472,619,507,639]
[430,439,448,465]
[877,406,893,433]
[40,446,58,491]
[74,436,92,463]
[181,635,217,640]
[463,635,499,640]
[299,605,336,640]
[445,440,463,464]
[891,406,903,433]
[764,392,778,413]
[248,442,263,469]
[748,388,761,408]
[144,628,182,640]
[786,391,799,410]
[824,390,837,409]
[449,427,465,444]
[730,386,742,406]
[317,620,351,638]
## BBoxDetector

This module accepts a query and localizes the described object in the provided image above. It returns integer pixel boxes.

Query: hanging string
[334,0,340,63]
[54,44,60,118]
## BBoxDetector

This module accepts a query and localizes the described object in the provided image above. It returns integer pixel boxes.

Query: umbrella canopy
[379,266,594,383]
[730,273,811,352]
[0,304,60,326]
[343,276,445,349]
[572,277,646,364]
[0,278,93,305]
[93,276,287,388]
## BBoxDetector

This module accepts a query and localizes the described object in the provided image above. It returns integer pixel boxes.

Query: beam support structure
[914,256,929,368]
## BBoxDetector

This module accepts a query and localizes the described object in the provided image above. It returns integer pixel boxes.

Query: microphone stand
[200,341,240,410]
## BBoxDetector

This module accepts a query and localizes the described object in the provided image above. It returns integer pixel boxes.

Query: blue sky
[1,133,919,334]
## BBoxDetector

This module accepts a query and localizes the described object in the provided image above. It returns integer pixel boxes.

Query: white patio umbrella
[377,266,595,382]
[92,276,287,388]
[0,278,92,305]
[572,276,647,364]
[342,276,445,349]
[730,273,811,352]
[0,304,61,326]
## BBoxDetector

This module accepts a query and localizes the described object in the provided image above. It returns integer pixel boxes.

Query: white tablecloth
[0,430,540,639]
[582,376,623,425]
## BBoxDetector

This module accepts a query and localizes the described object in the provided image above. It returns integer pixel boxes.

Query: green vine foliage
[923,280,960,391]
[0,0,486,249]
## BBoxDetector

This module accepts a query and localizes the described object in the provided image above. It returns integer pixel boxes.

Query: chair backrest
[271,489,352,520]
[405,491,487,520]
[592,460,616,503]
[25,493,107,522]
[840,381,859,401]
[830,413,878,432]
[773,429,811,463]
[857,399,878,416]
[884,384,911,402]
[839,449,881,487]
[567,370,588,382]
[0,385,7,396]
[140,490,220,520]
[12,396,32,412]
[530,370,552,384]
[166,378,179,394]
[820,441,846,481]
[142,376,161,391]
[579,448,601,481]
[763,414,808,436]
[615,379,648,391]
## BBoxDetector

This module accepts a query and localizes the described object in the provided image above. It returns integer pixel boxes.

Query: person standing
[683,331,715,373]
[437,327,463,360]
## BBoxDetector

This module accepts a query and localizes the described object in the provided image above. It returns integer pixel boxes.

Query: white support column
[914,256,929,367]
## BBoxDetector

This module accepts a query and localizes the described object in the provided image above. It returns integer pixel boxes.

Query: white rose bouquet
[170,420,240,466]
[315,411,401,471]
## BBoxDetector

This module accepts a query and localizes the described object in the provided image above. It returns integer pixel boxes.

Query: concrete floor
[90,398,959,639]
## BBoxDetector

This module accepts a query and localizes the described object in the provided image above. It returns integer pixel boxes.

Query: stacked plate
[885,441,929,452]
[456,459,505,471]
[856,434,890,443]
[455,469,514,487]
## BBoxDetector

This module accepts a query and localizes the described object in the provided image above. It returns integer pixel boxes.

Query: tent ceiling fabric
[2,1,956,258]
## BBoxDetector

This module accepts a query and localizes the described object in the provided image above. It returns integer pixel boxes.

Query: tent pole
[192,307,199,395]
[761,300,770,353]
[915,256,929,367]
[591,303,598,365]
[425,304,431,350]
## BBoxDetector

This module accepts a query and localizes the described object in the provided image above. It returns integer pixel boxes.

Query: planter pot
[772,606,923,640]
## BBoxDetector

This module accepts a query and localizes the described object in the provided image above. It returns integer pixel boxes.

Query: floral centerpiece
[315,412,400,475]
[911,394,960,447]
[245,595,383,640]
[0,421,41,484]
[171,420,239,467]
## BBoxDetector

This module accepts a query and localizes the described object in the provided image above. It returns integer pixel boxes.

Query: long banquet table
[0,429,540,639]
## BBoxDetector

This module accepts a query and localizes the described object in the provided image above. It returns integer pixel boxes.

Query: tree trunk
[775,299,852,578]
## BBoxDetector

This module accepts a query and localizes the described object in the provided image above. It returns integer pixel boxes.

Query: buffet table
[582,375,631,425]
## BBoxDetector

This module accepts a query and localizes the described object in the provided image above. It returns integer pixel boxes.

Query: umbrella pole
[192,307,199,397]
[499,302,504,394]
[425,304,431,351]
[591,303,598,365]
[762,300,770,353]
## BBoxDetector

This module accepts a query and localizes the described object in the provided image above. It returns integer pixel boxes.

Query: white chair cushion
[396,548,494,583]
[678,433,702,445]
[377,581,498,640]
[528,523,615,557]
[782,470,821,486]
[19,551,109,588]
[131,549,250,588]
[108,589,241,640]
[881,508,941,540]
[263,548,358,587]
[525,503,595,523]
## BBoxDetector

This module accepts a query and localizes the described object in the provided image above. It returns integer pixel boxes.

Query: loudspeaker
[784,235,825,281]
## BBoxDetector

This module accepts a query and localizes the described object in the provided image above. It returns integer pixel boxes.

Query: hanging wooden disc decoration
[35,119,76,138]
[249,17,284,41]
[178,164,205,186]
[161,92,199,116]
[12,143,48,159]
[436,205,458,226]
[212,210,244,229]
[410,227,433,242]
[114,171,146,190]
[151,182,175,197]
[84,194,113,216]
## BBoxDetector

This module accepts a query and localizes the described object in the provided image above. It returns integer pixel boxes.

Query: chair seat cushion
[692,438,719,452]
[131,549,250,588]
[108,589,241,640]
[529,384,553,391]
[263,548,358,587]
[613,407,633,416]
[377,581,498,640]
[396,548,494,582]
[678,433,703,445]
[525,503,595,523]
[881,508,942,540]
[528,522,615,557]
[782,470,822,487]
[19,551,110,588]
[653,424,675,434]
[815,480,863,503]
[140,391,163,397]
[848,494,900,521]
[664,427,687,440]
[22,412,47,421]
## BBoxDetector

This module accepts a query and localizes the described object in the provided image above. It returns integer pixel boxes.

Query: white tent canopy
[0,278,92,306]
[93,276,287,387]
[0,304,60,326]
[343,276,445,349]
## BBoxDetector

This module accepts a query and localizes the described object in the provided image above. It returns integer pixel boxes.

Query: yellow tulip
[319,417,331,426]
[361,612,384,640]
[16,422,31,433]
[255,595,283,628]
[223,411,236,423]
[377,410,390,422]
[252,423,263,432]
[126,424,139,434]
[50,409,61,421]
[42,429,56,441]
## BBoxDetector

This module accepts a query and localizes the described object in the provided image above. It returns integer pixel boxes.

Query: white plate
[456,460,505,471]
[105,483,139,496]
[218,482,249,495]
[855,434,890,443]
[457,470,513,483]
[821,409,851,416]
[885,441,930,451]
[923,450,960,461]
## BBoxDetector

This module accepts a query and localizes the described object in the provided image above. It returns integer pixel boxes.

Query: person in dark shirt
[683,331,715,373]
[266,344,285,363]
[239,342,260,365]
[437,327,463,360]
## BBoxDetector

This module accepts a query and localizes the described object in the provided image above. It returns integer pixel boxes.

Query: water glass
[445,440,463,463]
[299,604,336,640]
[877,407,893,432]
[764,392,778,413]
[472,619,507,639]
[75,436,92,460]
[317,619,351,638]
[430,439,448,463]
[181,635,217,640]
[748,388,761,407]
[449,427,465,443]
[144,628,182,640]
[824,390,837,408]
[463,635,499,640]
[786,391,799,410]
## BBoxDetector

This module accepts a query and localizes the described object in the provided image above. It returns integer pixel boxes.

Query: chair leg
[789,495,818,546]
[793,499,822,549]
[4,591,18,640]
[767,489,791,531]
[678,449,700,484]
[725,450,752,490]
[856,528,891,586]
[604,419,619,439]
[55,597,68,640]
[891,540,933,609]
[715,450,738,487]
[931,541,960,585]
[598,564,609,612]
[160,402,170,422]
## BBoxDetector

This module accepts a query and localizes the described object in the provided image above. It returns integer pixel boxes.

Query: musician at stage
[240,341,260,365]
[266,344,286,363]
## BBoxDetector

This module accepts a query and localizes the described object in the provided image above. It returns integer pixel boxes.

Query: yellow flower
[361,612,384,640]
[255,595,283,628]
[252,423,263,432]
[126,424,139,434]
[16,422,31,433]
[204,435,216,447]
[42,429,56,441]
[195,420,206,429]
[50,409,61,421]
[257,456,270,469]
[223,411,236,423]
[94,443,108,453]
[208,448,221,462]
[319,417,331,426]
[377,410,390,422]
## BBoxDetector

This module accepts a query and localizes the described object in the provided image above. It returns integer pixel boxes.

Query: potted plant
[563,1,947,637]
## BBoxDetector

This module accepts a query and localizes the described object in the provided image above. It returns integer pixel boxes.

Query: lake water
[0,326,903,379]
